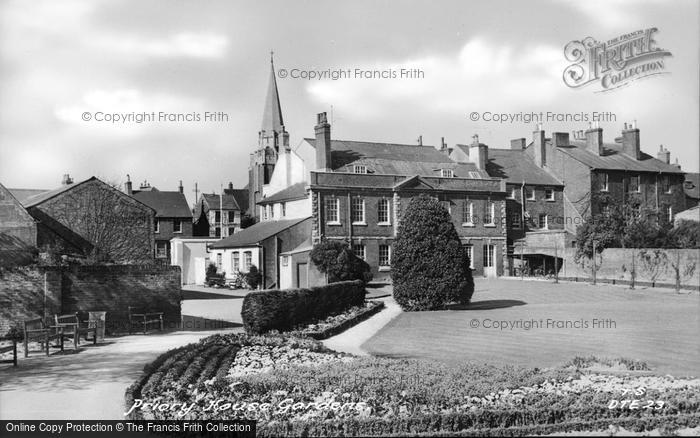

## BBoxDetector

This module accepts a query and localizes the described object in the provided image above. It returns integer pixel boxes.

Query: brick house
[10,175,155,262]
[517,124,686,238]
[304,113,508,278]
[127,177,194,260]
[193,184,248,238]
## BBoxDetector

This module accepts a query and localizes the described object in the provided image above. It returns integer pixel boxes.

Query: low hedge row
[303,300,385,340]
[241,280,366,334]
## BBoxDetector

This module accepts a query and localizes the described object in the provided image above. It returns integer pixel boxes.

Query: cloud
[89,32,229,59]
[306,38,566,120]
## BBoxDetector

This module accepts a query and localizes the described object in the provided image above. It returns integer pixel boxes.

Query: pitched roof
[8,188,49,204]
[21,177,155,213]
[132,191,191,218]
[225,188,250,213]
[201,193,241,210]
[486,149,563,186]
[261,56,284,133]
[555,140,684,173]
[209,217,309,249]
[303,138,490,178]
[258,182,307,204]
[683,173,699,200]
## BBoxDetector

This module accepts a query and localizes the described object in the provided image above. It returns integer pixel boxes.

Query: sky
[1,0,698,207]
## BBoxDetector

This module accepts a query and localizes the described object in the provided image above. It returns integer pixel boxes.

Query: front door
[483,244,496,278]
[297,263,308,288]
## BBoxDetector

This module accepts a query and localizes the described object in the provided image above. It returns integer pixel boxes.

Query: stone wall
[0,264,181,336]
[561,247,700,288]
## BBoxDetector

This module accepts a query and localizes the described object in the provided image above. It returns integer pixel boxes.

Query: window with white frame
[216,253,222,268]
[215,227,221,237]
[243,251,252,271]
[441,169,454,178]
[628,175,640,193]
[352,244,366,260]
[155,242,168,258]
[378,198,390,224]
[507,186,517,199]
[232,252,240,272]
[281,255,289,267]
[526,186,535,200]
[462,201,474,225]
[485,201,495,225]
[544,188,554,201]
[261,205,268,221]
[538,213,548,229]
[353,164,368,174]
[511,212,521,229]
[268,204,274,219]
[281,202,286,217]
[601,173,609,191]
[379,244,391,267]
[464,245,474,269]
[667,205,673,222]
[215,211,221,223]
[325,197,340,224]
[662,175,671,193]
[173,219,182,233]
[154,219,160,233]
[351,197,365,224]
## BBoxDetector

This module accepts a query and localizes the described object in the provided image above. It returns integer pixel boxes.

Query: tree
[240,214,256,230]
[244,265,262,289]
[309,240,372,284]
[391,194,473,311]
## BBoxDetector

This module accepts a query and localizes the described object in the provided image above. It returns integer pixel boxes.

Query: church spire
[260,51,284,135]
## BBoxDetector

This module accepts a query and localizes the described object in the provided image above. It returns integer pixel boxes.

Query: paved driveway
[362,278,700,377]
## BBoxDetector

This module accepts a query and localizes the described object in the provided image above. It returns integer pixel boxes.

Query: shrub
[244,265,262,289]
[241,280,366,334]
[391,195,474,311]
[205,262,225,287]
[309,240,373,284]
[670,219,700,248]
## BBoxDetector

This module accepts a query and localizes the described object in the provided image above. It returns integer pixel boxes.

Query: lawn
[362,278,700,377]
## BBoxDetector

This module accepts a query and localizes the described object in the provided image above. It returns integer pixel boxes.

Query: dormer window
[441,169,454,178]
[353,165,367,174]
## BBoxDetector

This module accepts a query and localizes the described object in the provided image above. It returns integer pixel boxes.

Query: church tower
[249,53,290,220]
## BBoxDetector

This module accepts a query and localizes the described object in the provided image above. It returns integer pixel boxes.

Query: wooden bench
[0,340,18,367]
[128,307,164,334]
[54,313,97,349]
[23,318,64,357]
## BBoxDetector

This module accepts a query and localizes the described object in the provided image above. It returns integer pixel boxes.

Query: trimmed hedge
[241,280,366,334]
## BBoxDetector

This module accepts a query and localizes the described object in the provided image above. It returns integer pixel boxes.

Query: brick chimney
[533,124,546,167]
[656,145,670,164]
[510,138,526,150]
[124,175,133,195]
[552,132,569,148]
[621,121,641,160]
[585,124,604,156]
[469,134,488,170]
[61,173,73,185]
[179,180,184,194]
[314,112,332,171]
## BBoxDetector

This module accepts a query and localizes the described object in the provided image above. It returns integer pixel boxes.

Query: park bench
[0,340,18,367]
[22,317,64,357]
[54,313,98,349]
[128,307,164,334]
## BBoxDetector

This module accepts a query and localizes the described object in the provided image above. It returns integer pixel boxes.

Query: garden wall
[561,248,699,288]
[0,264,181,336]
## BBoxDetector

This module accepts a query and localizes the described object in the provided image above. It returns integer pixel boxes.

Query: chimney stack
[228,182,233,190]
[533,126,546,167]
[314,112,332,171]
[125,174,133,195]
[61,173,73,186]
[656,145,670,164]
[417,135,423,146]
[510,138,526,150]
[469,134,488,170]
[621,122,641,160]
[178,180,184,194]
[585,126,604,156]
[552,132,570,149]
[673,157,681,170]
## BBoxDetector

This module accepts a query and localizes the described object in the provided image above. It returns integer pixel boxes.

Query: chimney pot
[61,174,73,185]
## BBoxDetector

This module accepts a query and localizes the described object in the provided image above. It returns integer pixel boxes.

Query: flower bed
[290,300,385,340]
[125,333,700,436]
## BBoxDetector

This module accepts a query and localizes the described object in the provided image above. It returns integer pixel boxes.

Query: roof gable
[259,182,307,204]
[209,217,309,249]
